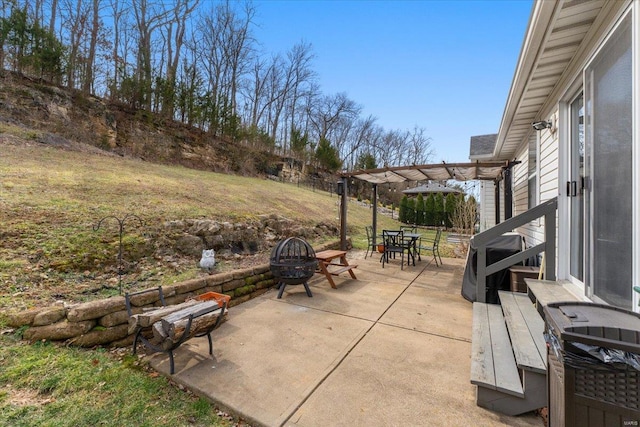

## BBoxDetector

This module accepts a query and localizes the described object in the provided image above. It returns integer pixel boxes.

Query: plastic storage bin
[508,266,540,293]
[544,302,640,427]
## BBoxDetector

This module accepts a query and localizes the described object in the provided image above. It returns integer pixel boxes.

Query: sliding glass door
[584,13,633,309]
[569,94,584,284]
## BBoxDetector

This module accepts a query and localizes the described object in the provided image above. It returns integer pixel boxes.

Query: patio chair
[365,225,376,259]
[418,228,443,267]
[400,225,417,233]
[381,229,408,269]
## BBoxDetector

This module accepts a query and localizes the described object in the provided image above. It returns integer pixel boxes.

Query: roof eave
[493,0,559,158]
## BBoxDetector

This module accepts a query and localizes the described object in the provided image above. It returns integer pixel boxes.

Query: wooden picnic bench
[125,287,229,374]
[314,250,357,289]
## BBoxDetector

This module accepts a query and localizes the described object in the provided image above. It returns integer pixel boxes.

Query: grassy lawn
[0,333,235,427]
[0,139,462,425]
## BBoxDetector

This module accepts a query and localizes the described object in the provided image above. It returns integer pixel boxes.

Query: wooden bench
[125,287,229,374]
[326,264,358,276]
[470,291,547,415]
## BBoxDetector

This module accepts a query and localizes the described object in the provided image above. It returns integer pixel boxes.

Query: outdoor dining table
[381,230,422,267]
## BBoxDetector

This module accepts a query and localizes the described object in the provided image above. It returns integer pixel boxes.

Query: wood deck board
[526,279,580,316]
[471,303,524,397]
[471,303,495,388]
[499,291,546,374]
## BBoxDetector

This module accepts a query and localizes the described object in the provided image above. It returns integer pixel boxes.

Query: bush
[434,193,445,227]
[406,197,416,225]
[399,195,409,223]
[425,193,436,226]
[445,193,457,228]
[415,193,425,226]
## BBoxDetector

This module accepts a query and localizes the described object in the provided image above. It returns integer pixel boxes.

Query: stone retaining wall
[6,241,345,347]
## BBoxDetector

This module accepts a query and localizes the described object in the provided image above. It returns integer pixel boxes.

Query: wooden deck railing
[472,197,557,303]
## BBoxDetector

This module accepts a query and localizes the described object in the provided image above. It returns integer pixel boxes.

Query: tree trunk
[83,0,100,94]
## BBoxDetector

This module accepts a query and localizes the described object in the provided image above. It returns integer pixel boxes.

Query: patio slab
[287,323,539,427]
[147,253,544,427]
[150,296,373,426]
[380,284,473,341]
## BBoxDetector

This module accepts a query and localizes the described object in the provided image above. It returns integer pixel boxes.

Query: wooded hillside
[0,0,434,173]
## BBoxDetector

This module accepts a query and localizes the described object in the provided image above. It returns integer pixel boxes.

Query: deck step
[498,291,546,374]
[471,298,548,415]
[471,303,523,397]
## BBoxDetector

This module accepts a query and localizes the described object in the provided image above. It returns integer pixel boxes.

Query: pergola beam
[338,161,507,251]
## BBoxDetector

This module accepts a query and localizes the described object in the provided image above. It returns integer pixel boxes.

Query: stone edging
[5,240,346,347]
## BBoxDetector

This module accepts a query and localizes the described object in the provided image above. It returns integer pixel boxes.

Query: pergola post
[372,183,378,245]
[340,176,348,251]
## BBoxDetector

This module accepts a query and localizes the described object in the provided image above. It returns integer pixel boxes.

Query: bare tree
[160,0,199,118]
[451,196,477,234]
[264,53,286,144]
[282,41,315,148]
[59,0,90,89]
[131,0,172,109]
[82,0,101,93]
[49,0,58,33]
[242,55,270,129]
[307,92,361,143]
[374,129,407,167]
[222,0,255,116]
[407,125,435,165]
[194,1,254,135]
[341,115,378,170]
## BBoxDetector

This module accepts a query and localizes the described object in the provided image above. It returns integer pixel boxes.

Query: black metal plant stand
[93,213,144,295]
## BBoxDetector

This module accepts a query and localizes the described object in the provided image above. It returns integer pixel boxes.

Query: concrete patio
[147,251,544,427]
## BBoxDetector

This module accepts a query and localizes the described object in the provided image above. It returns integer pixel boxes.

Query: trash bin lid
[544,302,640,354]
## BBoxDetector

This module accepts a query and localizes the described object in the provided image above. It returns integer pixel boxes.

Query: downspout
[494,178,501,225]
[503,160,520,220]
[504,167,513,220]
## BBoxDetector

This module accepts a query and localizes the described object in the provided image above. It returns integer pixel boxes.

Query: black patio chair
[400,225,417,233]
[381,229,408,269]
[418,228,443,266]
[365,225,376,259]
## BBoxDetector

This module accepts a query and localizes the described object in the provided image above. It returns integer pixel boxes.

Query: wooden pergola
[336,161,512,250]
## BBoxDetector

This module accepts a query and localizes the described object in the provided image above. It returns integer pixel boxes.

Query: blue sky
[252,0,533,163]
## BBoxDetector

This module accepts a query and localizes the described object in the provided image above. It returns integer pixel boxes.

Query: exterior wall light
[532,120,552,131]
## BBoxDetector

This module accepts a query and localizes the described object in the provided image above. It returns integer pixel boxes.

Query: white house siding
[511,143,529,216]
[479,180,495,232]
[538,126,559,204]
[508,122,559,265]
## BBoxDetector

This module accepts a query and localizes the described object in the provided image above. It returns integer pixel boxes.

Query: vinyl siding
[507,115,559,264]
[479,180,495,232]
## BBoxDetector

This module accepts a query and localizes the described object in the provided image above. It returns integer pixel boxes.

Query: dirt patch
[3,385,55,407]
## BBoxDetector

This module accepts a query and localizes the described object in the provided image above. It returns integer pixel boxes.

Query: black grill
[270,237,317,298]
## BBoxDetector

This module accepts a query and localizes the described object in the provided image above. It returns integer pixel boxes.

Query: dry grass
[0,139,406,310]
